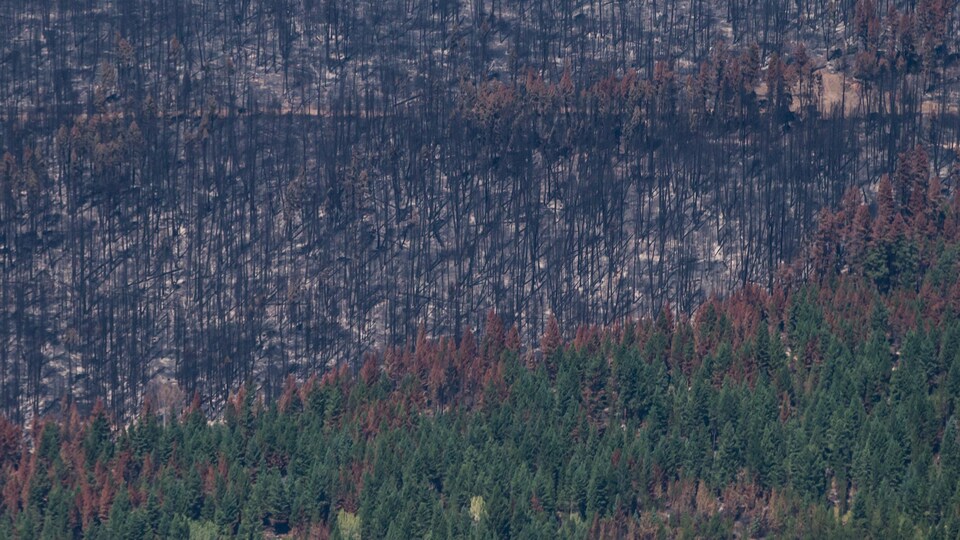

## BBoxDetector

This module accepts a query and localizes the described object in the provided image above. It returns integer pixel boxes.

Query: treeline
[2,162,960,537]
[1,0,959,419]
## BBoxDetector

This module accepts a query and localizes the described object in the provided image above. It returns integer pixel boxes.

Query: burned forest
[0,0,958,421]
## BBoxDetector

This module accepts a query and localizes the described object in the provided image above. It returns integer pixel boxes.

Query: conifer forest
[2,0,960,537]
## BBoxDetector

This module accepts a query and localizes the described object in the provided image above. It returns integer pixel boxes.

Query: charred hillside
[0,0,959,418]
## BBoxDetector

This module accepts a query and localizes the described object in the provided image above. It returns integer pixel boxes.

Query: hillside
[1,0,959,419]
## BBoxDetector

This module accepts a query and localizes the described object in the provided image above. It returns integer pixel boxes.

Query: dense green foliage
[3,159,960,538]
